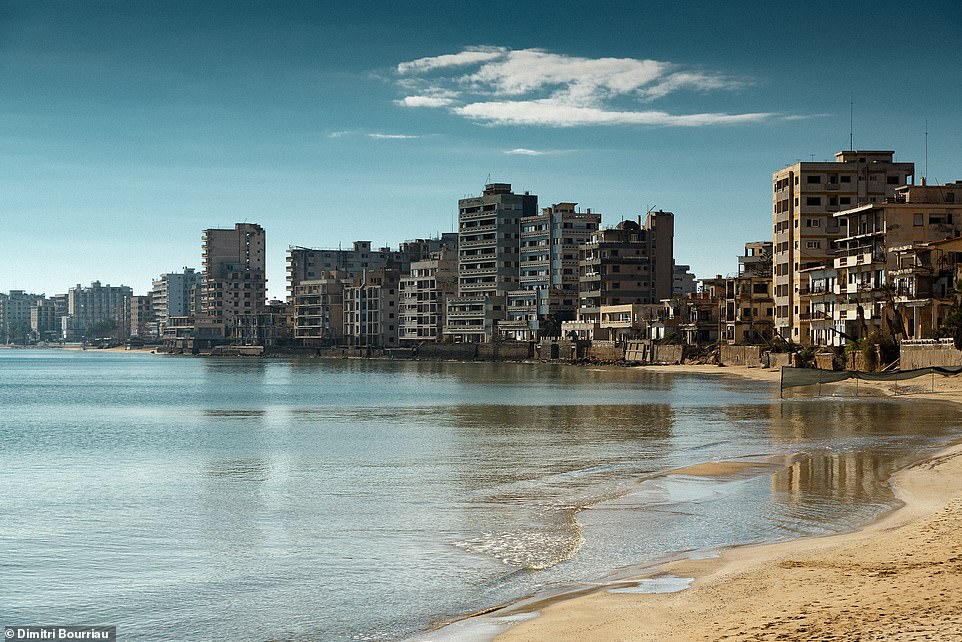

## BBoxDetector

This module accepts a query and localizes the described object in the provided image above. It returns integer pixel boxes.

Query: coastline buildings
[201,223,267,338]
[502,202,602,340]
[0,291,44,344]
[31,295,67,342]
[719,242,775,345]
[128,295,155,339]
[151,268,201,335]
[577,212,675,323]
[63,281,133,340]
[398,248,458,344]
[772,151,914,345]
[444,183,538,343]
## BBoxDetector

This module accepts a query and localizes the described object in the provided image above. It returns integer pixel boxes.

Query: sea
[1,349,960,641]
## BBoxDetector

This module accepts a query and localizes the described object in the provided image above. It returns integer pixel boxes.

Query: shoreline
[492,364,962,641]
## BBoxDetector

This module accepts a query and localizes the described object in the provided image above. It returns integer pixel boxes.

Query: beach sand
[497,364,962,641]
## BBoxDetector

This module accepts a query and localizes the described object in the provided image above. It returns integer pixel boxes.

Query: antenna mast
[925,120,929,181]
[849,97,854,150]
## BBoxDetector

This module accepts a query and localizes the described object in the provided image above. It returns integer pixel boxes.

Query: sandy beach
[497,363,962,641]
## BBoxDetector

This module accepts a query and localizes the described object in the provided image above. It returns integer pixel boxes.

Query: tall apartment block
[398,247,458,344]
[151,268,201,332]
[445,183,538,342]
[201,223,267,334]
[291,271,351,346]
[0,290,43,343]
[772,150,914,345]
[576,212,675,324]
[31,295,67,342]
[64,281,133,340]
[343,268,401,348]
[503,202,601,340]
[128,295,155,339]
[672,262,697,296]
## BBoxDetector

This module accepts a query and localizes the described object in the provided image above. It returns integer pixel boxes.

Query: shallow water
[1,350,959,641]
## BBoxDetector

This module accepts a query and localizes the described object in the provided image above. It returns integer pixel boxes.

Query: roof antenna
[849,96,854,151]
[925,119,929,182]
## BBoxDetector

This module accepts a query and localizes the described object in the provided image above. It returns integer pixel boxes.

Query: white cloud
[396,95,454,108]
[392,46,774,127]
[504,148,546,155]
[367,133,420,139]
[456,100,771,127]
[397,47,506,74]
[327,130,353,138]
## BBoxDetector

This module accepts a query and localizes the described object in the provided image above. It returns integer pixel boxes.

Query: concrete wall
[719,345,763,367]
[815,353,835,370]
[535,340,581,361]
[765,352,792,369]
[415,343,478,360]
[478,342,532,361]
[652,344,682,364]
[901,342,962,369]
[585,341,624,362]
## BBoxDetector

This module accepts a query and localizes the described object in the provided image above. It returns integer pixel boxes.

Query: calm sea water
[1,349,960,641]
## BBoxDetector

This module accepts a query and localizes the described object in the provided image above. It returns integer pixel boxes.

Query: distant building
[672,262,697,296]
[576,212,675,325]
[151,268,201,334]
[63,282,132,340]
[31,295,66,342]
[398,248,458,344]
[773,150,914,345]
[128,295,155,339]
[0,290,43,344]
[343,268,401,348]
[202,223,267,337]
[503,202,601,340]
[717,242,775,345]
[445,183,538,342]
[291,271,351,346]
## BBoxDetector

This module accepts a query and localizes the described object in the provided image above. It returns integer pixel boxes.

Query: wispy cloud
[504,148,546,155]
[367,133,420,139]
[392,46,776,127]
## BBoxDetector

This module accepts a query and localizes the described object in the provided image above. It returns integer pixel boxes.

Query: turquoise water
[1,350,959,641]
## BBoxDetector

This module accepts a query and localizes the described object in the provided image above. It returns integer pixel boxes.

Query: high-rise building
[64,281,132,340]
[398,247,458,344]
[0,290,43,344]
[201,223,267,334]
[576,212,675,325]
[291,270,351,346]
[343,267,401,348]
[772,150,914,345]
[444,183,538,342]
[672,262,697,296]
[151,268,201,332]
[503,202,601,340]
[30,295,66,342]
[128,295,155,339]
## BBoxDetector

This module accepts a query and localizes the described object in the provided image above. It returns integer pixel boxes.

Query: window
[887,175,900,185]
[841,175,851,183]
[806,197,821,206]
[806,175,822,184]
[914,214,924,226]
[840,197,852,205]
[806,241,821,249]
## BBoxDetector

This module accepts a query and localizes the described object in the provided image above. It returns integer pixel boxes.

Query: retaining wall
[719,345,763,367]
[901,342,962,369]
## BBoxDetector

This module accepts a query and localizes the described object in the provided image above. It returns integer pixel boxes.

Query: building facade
[772,150,914,345]
[398,249,458,344]
[445,183,538,342]
[151,268,201,334]
[64,282,133,340]
[201,223,267,336]
[503,202,601,340]
[576,212,674,325]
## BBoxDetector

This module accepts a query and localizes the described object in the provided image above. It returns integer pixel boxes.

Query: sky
[2,0,961,299]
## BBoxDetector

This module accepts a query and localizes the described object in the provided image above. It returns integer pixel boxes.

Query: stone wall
[901,341,962,369]
[415,343,479,360]
[585,341,624,361]
[765,352,792,369]
[719,345,763,367]
[477,342,533,361]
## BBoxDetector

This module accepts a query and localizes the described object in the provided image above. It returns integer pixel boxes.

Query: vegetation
[84,318,120,340]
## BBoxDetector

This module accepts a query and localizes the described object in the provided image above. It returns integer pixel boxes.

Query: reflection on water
[1,351,961,642]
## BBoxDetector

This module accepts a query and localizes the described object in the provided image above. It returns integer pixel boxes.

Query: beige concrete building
[772,150,914,345]
[719,242,775,345]
[343,268,401,348]
[0,290,43,343]
[128,295,155,339]
[577,212,674,324]
[30,295,66,342]
[889,237,962,339]
[64,281,132,340]
[201,223,267,335]
[829,181,962,342]
[291,271,350,346]
[398,248,457,344]
[151,268,201,334]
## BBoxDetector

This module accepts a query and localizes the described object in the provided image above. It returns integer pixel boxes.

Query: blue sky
[2,1,961,298]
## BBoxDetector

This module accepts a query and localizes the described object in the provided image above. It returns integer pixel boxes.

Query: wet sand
[497,364,962,641]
